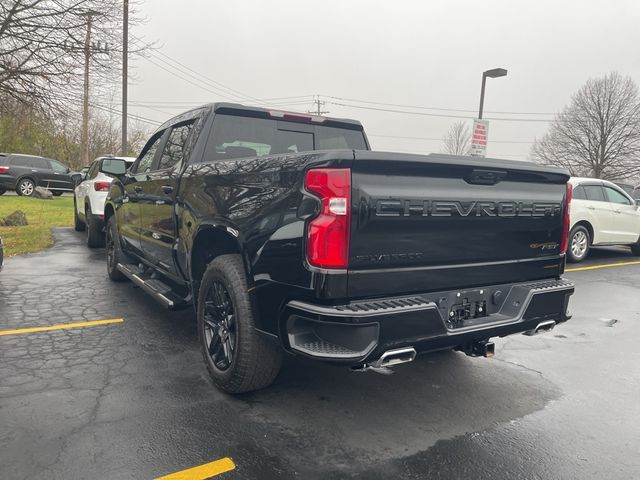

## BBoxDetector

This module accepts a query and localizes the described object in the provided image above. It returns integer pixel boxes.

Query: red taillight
[0,166,9,173]
[94,181,111,191]
[304,168,351,269]
[560,182,573,254]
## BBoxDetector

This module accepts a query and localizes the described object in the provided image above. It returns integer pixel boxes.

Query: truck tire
[105,216,127,282]
[0,188,6,195]
[567,225,590,263]
[73,197,85,231]
[197,254,282,393]
[85,204,104,248]
[631,241,640,256]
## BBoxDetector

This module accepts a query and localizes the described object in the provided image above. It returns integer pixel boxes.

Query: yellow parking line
[155,457,236,480]
[0,318,124,337]
[565,260,640,272]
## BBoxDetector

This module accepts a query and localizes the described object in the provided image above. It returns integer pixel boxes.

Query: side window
[132,132,165,174]
[604,186,632,205]
[87,161,100,179]
[32,157,49,169]
[572,185,586,200]
[158,122,195,171]
[9,156,28,167]
[49,159,68,173]
[584,185,606,202]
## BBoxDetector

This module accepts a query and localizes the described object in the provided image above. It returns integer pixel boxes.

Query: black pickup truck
[104,103,574,393]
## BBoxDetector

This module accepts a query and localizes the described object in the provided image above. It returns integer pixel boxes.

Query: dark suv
[0,153,76,196]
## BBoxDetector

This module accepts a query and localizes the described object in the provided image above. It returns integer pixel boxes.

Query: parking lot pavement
[1,229,639,480]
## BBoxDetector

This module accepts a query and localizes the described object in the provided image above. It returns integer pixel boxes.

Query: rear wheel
[85,204,104,248]
[17,178,35,196]
[631,241,640,256]
[0,188,6,195]
[52,191,63,196]
[197,254,282,393]
[105,216,126,282]
[567,225,590,263]
[73,197,85,232]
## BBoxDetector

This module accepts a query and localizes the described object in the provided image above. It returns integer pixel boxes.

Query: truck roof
[211,103,364,129]
[157,102,364,132]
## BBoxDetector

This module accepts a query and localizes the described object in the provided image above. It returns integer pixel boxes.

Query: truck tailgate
[348,151,570,298]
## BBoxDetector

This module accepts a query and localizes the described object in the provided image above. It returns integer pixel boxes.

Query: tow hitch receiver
[459,340,495,358]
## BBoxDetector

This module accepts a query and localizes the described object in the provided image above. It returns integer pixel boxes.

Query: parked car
[567,177,640,262]
[0,236,4,271]
[0,153,76,196]
[74,156,135,247]
[104,103,574,394]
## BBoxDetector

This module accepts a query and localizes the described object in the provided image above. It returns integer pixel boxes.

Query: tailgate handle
[466,169,507,185]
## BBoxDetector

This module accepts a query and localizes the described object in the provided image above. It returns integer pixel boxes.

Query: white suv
[74,156,135,247]
[568,177,640,262]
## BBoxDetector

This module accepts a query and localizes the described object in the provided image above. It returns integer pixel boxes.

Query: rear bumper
[0,175,16,189]
[283,278,574,365]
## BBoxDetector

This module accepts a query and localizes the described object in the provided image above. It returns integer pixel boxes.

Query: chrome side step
[116,263,188,310]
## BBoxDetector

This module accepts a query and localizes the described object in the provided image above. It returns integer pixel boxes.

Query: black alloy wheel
[202,281,237,371]
[105,216,126,281]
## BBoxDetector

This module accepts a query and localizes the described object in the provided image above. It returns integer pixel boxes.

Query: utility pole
[79,10,108,166]
[80,11,95,167]
[121,0,128,156]
[309,95,329,116]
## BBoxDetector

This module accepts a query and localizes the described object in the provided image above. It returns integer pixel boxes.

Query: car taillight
[0,166,9,173]
[304,168,351,269]
[560,182,573,254]
[94,181,111,191]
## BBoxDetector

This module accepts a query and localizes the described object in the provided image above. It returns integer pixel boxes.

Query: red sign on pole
[470,119,489,157]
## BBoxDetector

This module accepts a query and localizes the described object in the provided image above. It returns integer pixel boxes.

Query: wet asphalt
[0,229,639,480]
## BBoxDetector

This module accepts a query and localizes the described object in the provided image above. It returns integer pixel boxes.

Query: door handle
[587,206,595,210]
[161,185,174,194]
[134,185,143,193]
[614,209,621,213]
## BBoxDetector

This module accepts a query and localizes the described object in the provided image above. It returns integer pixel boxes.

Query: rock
[0,210,28,226]
[33,187,53,199]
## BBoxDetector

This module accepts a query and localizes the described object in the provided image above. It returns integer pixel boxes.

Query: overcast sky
[125,0,640,160]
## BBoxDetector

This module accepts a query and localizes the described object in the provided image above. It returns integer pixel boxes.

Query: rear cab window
[203,113,367,161]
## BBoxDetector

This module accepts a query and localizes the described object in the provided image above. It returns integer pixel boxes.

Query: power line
[327,100,554,123]
[368,133,534,144]
[324,95,556,116]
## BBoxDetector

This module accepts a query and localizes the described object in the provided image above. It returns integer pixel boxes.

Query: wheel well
[573,220,594,244]
[103,204,115,223]
[17,175,35,186]
[191,227,242,295]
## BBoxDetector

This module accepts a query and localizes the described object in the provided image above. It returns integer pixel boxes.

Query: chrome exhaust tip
[372,347,417,368]
[352,347,417,374]
[524,320,556,336]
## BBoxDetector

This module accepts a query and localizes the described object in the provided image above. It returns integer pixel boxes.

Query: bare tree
[0,0,149,109]
[532,72,640,180]
[442,121,471,155]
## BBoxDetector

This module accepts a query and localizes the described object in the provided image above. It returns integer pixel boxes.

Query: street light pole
[478,68,507,119]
